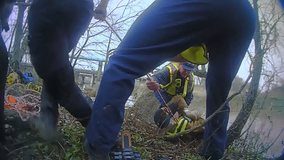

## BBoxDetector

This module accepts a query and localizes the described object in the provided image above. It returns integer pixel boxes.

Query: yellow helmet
[180,43,208,65]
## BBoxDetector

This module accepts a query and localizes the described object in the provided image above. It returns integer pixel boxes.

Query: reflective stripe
[166,117,189,135]
[160,63,179,89]
[189,72,195,92]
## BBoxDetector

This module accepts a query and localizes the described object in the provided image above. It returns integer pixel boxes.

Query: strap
[160,63,178,89]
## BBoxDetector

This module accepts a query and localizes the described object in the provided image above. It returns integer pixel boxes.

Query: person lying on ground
[146,62,195,107]
[153,95,205,138]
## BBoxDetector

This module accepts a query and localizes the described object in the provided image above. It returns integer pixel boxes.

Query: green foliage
[185,153,204,160]
[61,122,86,160]
[226,145,264,160]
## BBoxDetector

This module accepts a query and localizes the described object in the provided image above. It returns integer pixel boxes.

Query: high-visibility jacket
[160,63,195,98]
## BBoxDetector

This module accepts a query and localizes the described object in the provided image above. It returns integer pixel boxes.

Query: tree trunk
[104,32,113,70]
[10,1,26,71]
[226,0,264,148]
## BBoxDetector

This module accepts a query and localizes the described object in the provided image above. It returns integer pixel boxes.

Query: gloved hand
[0,1,15,32]
[1,20,10,32]
[93,2,107,21]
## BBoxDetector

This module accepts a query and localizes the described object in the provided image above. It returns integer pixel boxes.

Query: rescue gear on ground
[4,83,41,121]
[4,95,40,114]
[6,71,35,87]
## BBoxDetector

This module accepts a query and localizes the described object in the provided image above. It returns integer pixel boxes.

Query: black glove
[0,1,15,32]
[1,20,10,32]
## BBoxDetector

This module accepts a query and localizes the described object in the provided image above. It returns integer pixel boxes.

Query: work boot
[84,138,111,160]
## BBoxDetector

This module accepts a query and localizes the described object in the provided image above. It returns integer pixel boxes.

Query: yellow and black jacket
[165,115,205,136]
[152,63,195,105]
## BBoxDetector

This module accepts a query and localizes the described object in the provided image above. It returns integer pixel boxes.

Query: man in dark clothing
[84,0,256,160]
[0,0,96,159]
[26,0,94,140]
[0,35,8,159]
[1,0,94,142]
[0,1,17,159]
[146,62,195,107]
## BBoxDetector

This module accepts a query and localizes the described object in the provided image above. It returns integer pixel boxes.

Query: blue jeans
[85,0,256,159]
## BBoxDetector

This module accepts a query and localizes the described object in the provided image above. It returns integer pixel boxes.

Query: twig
[164,73,253,138]
[259,128,284,154]
[239,76,272,138]
[57,141,66,154]
[7,145,29,156]
[105,20,123,41]
[48,150,55,158]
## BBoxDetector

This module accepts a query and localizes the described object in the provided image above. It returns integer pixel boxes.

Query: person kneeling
[153,96,205,140]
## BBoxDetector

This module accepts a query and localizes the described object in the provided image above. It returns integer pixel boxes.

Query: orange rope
[4,84,41,121]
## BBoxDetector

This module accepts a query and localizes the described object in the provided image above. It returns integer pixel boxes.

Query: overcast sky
[104,0,256,81]
[105,0,284,86]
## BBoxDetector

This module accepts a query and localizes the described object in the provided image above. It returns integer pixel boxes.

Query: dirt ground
[1,84,283,159]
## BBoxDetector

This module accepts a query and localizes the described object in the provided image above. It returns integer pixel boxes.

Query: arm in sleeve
[151,68,171,86]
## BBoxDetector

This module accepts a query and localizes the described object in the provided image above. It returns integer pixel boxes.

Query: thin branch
[259,128,284,154]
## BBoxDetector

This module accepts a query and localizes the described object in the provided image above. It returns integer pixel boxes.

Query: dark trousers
[0,35,8,144]
[85,0,256,159]
[27,0,94,126]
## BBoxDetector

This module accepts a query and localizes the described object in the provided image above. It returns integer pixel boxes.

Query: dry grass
[2,84,283,160]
